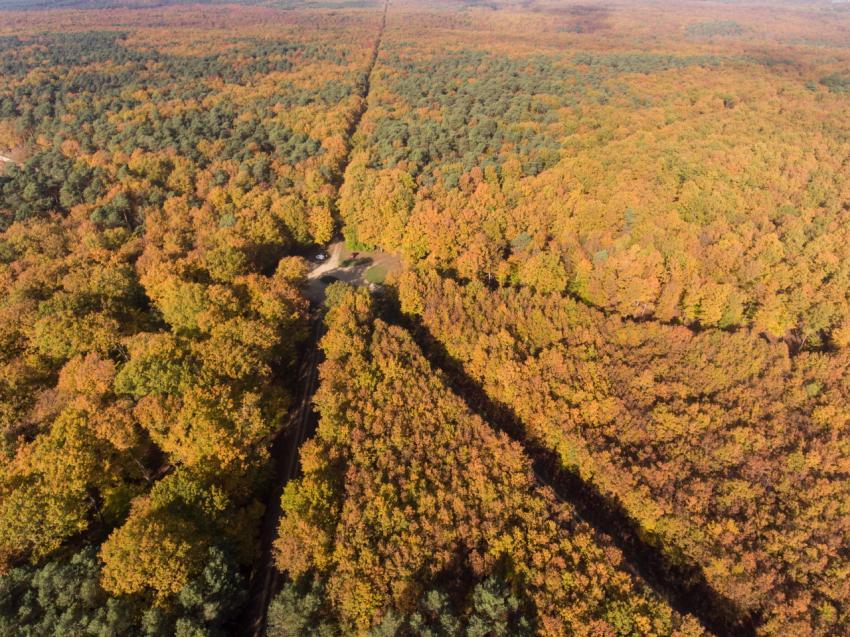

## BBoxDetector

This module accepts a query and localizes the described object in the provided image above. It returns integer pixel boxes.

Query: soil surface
[305,240,402,303]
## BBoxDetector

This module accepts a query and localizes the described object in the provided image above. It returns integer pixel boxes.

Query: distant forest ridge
[0,0,382,10]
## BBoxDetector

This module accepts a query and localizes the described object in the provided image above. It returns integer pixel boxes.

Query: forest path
[242,318,323,637]
[306,241,344,284]
[242,2,389,635]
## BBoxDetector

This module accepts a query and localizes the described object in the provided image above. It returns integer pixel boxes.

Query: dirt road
[241,1,389,634]
[242,317,323,637]
[305,240,401,303]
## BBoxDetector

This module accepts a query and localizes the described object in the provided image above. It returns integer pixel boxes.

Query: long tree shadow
[375,290,758,637]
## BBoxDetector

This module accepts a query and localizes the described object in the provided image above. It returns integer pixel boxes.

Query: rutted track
[242,3,388,635]
[243,318,323,637]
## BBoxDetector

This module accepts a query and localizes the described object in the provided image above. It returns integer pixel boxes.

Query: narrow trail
[336,0,388,188]
[242,320,323,637]
[242,3,389,635]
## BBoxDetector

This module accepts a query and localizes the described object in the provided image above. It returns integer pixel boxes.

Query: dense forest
[398,269,850,635]
[340,0,850,349]
[1,0,849,635]
[0,5,382,634]
[271,285,705,636]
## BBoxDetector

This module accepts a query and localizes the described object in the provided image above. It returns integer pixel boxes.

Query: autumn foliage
[341,0,850,347]
[399,268,850,635]
[1,0,849,634]
[0,2,383,626]
[274,286,706,636]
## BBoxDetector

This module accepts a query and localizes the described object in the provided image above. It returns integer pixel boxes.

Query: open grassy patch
[364,264,387,284]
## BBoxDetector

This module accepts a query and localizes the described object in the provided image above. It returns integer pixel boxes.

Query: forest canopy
[1,0,849,635]
[0,4,383,633]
